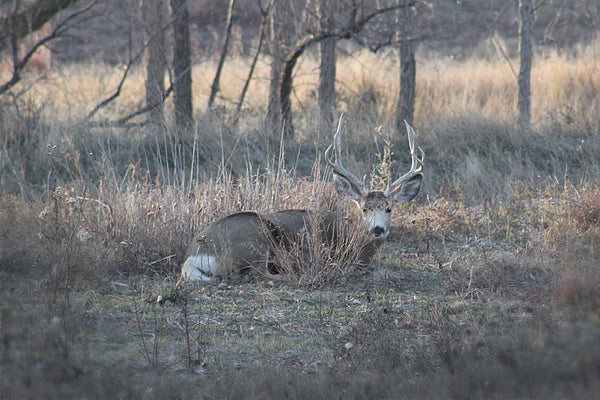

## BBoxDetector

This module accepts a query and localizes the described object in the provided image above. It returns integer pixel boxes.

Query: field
[1,41,600,398]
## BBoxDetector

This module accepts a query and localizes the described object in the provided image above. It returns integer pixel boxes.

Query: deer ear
[334,176,362,201]
[393,174,422,203]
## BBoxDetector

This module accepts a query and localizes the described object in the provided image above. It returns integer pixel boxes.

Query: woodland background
[1,1,600,398]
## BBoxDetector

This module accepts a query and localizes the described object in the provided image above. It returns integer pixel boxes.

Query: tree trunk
[144,0,167,126]
[395,0,416,132]
[279,57,295,138]
[518,0,533,131]
[267,51,282,136]
[266,0,292,137]
[170,0,193,134]
[266,3,282,136]
[318,0,336,135]
[395,40,416,129]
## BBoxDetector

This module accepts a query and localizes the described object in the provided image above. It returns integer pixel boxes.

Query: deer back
[183,212,281,280]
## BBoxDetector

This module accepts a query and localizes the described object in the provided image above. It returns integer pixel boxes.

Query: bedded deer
[181,117,424,281]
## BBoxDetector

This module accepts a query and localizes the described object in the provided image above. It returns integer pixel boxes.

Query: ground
[3,197,599,398]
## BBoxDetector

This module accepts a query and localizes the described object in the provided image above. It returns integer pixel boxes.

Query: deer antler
[325,114,368,197]
[384,120,424,197]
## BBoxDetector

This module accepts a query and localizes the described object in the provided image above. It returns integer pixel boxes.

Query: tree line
[1,0,598,136]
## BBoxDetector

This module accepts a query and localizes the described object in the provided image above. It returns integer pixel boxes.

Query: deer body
[182,211,278,281]
[182,209,383,281]
[181,117,424,282]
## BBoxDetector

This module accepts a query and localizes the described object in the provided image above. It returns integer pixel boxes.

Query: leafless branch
[87,65,194,127]
[206,0,237,115]
[233,0,271,125]
[88,84,174,128]
[0,0,81,49]
[0,1,96,95]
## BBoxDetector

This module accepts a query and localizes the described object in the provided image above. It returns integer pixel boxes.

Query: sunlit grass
[7,38,598,133]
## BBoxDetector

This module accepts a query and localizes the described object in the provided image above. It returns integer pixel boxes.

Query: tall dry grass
[3,39,598,200]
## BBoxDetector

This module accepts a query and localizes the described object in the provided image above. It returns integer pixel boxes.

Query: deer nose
[372,226,385,237]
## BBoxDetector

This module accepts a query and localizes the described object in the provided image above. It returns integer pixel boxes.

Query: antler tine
[384,120,424,197]
[325,114,368,196]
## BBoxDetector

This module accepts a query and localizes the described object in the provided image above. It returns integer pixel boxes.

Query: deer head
[325,115,424,241]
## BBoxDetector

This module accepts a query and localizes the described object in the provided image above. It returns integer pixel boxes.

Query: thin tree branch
[116,85,173,125]
[0,1,96,95]
[0,0,81,50]
[85,59,138,121]
[492,36,518,79]
[206,0,237,115]
[88,84,174,128]
[87,67,195,127]
[233,0,270,126]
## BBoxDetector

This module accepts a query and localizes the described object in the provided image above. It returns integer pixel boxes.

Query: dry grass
[2,40,600,398]
[2,177,600,397]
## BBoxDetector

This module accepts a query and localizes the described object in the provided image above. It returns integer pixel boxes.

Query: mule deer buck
[181,117,424,281]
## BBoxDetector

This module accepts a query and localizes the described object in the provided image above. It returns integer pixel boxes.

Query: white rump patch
[181,254,219,282]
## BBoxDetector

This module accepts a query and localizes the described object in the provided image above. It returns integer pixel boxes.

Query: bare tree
[279,2,413,138]
[143,0,168,126]
[396,41,416,126]
[266,0,293,137]
[518,0,533,130]
[395,0,416,130]
[171,0,193,133]
[318,0,336,135]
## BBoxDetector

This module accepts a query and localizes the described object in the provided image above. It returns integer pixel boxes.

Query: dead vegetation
[2,173,599,398]
[1,45,600,398]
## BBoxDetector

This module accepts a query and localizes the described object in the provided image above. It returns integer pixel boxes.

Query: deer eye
[386,208,392,213]
[362,208,367,213]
